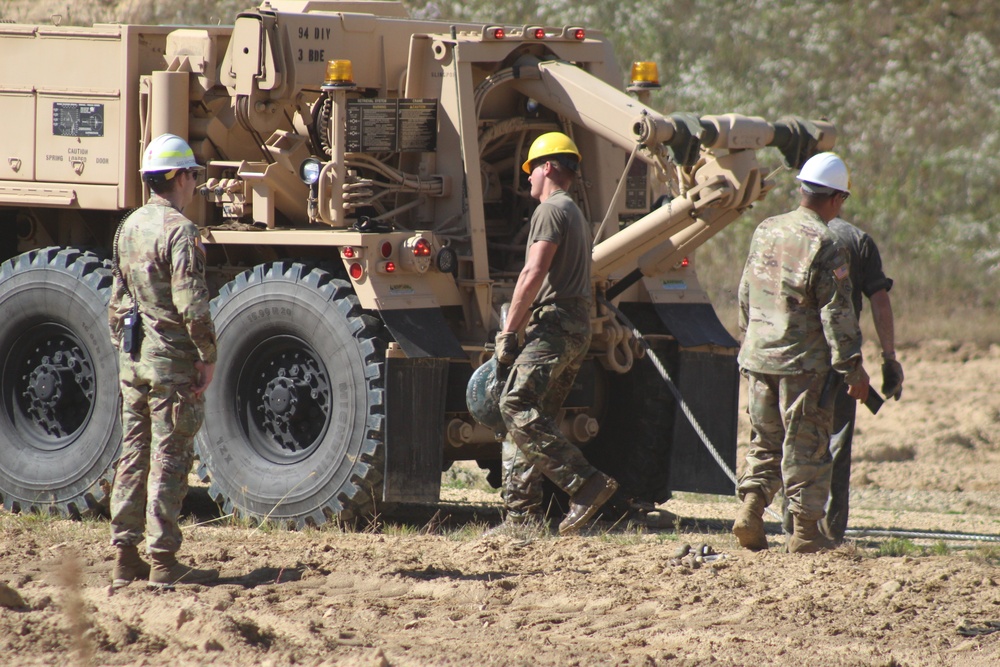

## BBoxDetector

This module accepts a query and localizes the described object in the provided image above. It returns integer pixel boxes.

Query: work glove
[494,331,519,366]
[881,358,904,400]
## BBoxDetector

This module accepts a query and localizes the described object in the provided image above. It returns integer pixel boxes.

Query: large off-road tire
[0,247,120,516]
[195,261,386,527]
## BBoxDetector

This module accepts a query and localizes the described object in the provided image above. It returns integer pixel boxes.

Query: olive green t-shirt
[525,190,592,306]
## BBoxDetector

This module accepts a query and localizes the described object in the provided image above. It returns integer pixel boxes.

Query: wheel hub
[265,377,294,415]
[244,345,331,457]
[15,335,95,443]
[28,364,59,401]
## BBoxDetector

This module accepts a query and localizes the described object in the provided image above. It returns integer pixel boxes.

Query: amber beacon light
[629,61,660,88]
[324,59,354,87]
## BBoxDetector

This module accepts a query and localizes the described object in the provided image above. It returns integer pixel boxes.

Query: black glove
[494,331,519,365]
[881,358,904,400]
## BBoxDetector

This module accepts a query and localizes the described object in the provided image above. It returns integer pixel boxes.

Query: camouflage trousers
[498,299,595,518]
[738,370,834,522]
[781,388,856,539]
[110,352,204,554]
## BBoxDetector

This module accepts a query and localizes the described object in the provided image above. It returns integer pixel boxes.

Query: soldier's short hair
[143,169,189,195]
[801,188,839,206]
[530,157,579,185]
[549,155,580,175]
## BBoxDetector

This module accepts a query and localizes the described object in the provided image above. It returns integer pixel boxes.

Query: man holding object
[495,132,618,536]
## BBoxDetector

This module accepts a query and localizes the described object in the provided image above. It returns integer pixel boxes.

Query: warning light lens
[491,27,506,39]
[324,60,354,86]
[299,158,322,185]
[532,28,546,39]
[342,246,355,258]
[413,238,432,257]
[380,241,393,258]
[630,61,660,87]
[681,256,689,267]
[348,262,364,280]
[383,261,396,273]
[571,28,585,40]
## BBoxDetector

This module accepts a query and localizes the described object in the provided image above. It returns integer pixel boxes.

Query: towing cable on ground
[599,295,1000,544]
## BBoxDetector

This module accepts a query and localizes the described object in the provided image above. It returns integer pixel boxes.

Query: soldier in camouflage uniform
[733,152,870,554]
[493,132,618,536]
[108,134,219,588]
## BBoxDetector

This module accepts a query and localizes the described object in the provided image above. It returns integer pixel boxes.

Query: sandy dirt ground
[2,340,1000,666]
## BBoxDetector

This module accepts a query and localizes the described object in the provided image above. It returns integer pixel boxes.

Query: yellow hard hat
[521,132,582,174]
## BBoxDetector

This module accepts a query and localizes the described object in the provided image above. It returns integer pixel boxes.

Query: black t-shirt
[828,217,893,316]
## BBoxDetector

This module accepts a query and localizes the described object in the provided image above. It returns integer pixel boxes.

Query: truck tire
[196,261,386,527]
[0,247,120,517]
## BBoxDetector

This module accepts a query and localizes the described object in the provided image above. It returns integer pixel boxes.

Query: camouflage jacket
[737,206,863,383]
[108,194,217,363]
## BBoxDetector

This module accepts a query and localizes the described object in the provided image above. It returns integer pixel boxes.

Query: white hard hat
[140,133,202,174]
[796,152,850,194]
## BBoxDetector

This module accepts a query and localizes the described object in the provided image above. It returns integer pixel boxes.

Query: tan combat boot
[787,516,836,554]
[732,491,769,551]
[148,552,219,589]
[112,545,151,589]
[558,472,619,535]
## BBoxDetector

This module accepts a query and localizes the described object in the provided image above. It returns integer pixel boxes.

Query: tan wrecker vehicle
[0,1,835,526]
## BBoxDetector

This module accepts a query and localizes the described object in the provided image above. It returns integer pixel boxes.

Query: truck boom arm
[508,57,835,284]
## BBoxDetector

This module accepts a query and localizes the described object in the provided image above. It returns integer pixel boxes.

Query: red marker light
[681,257,689,267]
[342,246,355,258]
[573,28,585,40]
[413,238,432,257]
[492,28,505,39]
[380,241,393,258]
[384,261,396,273]
[532,28,546,39]
[349,263,363,280]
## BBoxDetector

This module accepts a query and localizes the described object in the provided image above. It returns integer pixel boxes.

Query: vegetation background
[4,0,999,343]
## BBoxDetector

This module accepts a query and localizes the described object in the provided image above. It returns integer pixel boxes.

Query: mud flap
[666,347,739,495]
[653,303,738,348]
[653,302,738,495]
[380,308,466,359]
[383,356,448,503]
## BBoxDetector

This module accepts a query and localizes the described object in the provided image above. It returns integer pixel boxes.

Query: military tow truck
[0,1,834,525]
